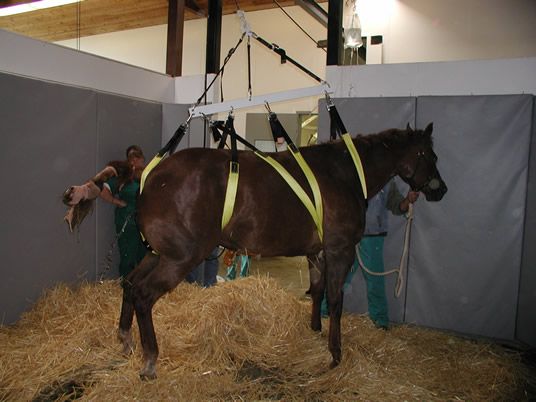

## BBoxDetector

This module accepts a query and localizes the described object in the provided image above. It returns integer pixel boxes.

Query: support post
[205,0,222,74]
[166,0,185,77]
[327,0,343,66]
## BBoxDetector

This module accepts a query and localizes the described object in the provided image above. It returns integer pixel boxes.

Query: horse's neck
[358,139,400,199]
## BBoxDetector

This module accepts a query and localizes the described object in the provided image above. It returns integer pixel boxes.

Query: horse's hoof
[329,359,340,369]
[139,361,157,380]
[121,343,134,356]
[139,371,157,381]
[311,321,322,332]
[118,330,134,355]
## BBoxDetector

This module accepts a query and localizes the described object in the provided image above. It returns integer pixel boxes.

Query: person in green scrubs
[101,146,147,278]
[321,180,419,330]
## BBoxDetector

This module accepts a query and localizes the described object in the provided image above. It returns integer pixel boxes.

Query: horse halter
[405,150,441,192]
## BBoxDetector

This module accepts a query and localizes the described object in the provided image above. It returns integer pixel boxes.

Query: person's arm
[386,181,419,215]
[100,185,127,208]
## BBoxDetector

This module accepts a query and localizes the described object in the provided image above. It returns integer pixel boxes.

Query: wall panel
[0,73,97,324]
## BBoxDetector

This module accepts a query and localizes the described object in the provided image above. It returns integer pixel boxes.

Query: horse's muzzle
[424,179,447,201]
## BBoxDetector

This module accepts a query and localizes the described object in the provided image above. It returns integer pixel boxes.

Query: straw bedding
[0,277,530,401]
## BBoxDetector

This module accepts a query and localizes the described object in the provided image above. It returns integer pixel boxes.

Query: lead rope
[98,212,134,283]
[357,203,414,298]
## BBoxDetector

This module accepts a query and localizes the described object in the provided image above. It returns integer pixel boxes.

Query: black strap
[210,123,222,142]
[247,36,252,100]
[193,33,245,109]
[158,123,187,156]
[268,111,298,153]
[254,35,322,83]
[212,118,266,157]
[225,115,238,165]
[327,103,348,141]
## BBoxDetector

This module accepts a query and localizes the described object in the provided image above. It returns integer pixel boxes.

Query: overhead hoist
[139,11,368,252]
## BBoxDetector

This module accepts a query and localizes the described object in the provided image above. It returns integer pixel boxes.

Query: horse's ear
[424,122,433,136]
[406,122,413,131]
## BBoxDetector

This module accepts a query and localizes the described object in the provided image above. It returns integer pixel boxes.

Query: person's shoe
[375,323,389,331]
[372,320,390,331]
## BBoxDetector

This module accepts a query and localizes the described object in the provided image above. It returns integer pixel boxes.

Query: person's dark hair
[126,145,144,160]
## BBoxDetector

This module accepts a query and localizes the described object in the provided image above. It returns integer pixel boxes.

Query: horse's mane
[357,127,433,148]
[310,127,432,152]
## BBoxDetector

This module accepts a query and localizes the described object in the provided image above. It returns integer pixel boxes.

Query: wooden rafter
[0,0,326,42]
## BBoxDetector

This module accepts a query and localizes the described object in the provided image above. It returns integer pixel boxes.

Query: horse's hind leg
[118,252,159,354]
[131,255,199,380]
[324,247,354,368]
[307,251,325,332]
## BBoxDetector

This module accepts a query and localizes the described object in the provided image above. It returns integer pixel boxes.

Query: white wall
[326,57,536,98]
[54,0,536,72]
[0,29,174,103]
[56,7,326,133]
[383,0,536,64]
[3,1,536,130]
[50,1,536,131]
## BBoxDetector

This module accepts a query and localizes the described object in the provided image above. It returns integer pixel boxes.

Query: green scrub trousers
[108,178,147,278]
[321,236,389,327]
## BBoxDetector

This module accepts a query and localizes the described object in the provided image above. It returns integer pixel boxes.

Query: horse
[63,122,447,379]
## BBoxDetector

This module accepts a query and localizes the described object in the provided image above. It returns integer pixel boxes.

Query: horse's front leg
[307,251,325,332]
[324,247,354,368]
[118,253,159,355]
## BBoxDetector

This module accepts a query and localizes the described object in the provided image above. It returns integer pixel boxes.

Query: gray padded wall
[318,97,416,323]
[0,72,163,324]
[245,113,300,146]
[411,95,532,340]
[317,95,534,342]
[95,93,161,280]
[517,97,536,347]
[0,73,97,324]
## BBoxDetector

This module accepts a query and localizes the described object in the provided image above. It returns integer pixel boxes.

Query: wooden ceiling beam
[0,0,327,42]
[166,0,185,77]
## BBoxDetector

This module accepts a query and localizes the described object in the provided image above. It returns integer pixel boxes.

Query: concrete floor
[218,256,310,300]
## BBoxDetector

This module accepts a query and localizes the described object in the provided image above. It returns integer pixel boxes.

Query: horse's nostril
[428,178,441,190]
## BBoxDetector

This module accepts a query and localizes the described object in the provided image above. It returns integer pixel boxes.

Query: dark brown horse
[64,123,447,379]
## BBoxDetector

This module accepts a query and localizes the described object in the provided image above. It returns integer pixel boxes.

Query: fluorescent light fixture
[0,0,83,17]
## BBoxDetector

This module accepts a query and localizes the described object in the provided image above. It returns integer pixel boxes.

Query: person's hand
[406,191,419,204]
[399,191,420,213]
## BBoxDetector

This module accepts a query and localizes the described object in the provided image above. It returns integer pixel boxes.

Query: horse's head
[396,123,447,201]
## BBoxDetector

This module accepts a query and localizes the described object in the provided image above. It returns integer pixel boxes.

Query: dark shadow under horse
[64,123,447,379]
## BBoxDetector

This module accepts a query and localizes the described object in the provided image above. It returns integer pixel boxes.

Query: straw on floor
[0,277,529,401]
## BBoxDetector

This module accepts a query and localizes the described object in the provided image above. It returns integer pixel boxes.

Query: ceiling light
[0,0,84,17]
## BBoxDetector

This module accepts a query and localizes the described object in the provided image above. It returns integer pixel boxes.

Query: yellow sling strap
[288,148,323,238]
[341,133,368,199]
[140,154,164,194]
[253,151,323,242]
[221,161,239,229]
[138,154,165,255]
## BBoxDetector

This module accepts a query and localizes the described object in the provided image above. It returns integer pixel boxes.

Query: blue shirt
[364,180,405,235]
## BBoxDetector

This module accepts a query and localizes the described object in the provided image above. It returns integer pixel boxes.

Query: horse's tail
[62,161,129,233]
